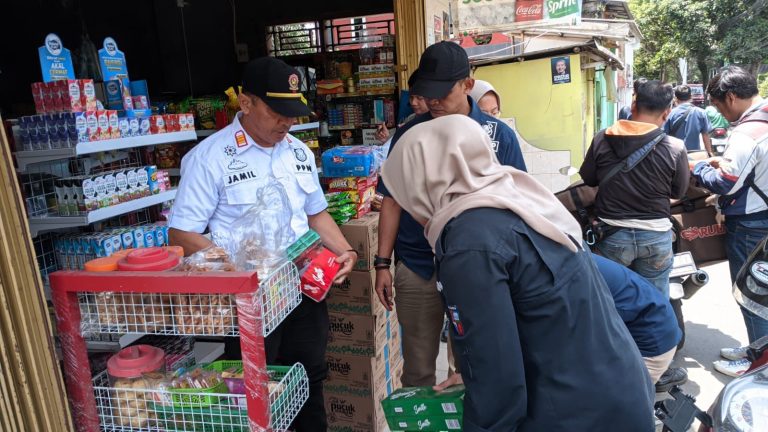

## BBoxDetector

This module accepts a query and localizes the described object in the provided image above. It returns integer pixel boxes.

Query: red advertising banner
[516,0,544,22]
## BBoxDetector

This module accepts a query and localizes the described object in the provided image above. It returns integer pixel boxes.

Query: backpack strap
[601,133,666,187]
[669,106,693,137]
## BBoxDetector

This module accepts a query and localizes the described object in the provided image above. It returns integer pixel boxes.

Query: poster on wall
[434,15,443,42]
[551,56,571,85]
[458,0,582,35]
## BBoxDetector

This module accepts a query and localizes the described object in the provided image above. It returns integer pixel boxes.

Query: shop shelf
[325,89,395,99]
[289,122,319,132]
[91,362,307,432]
[27,189,177,237]
[15,131,198,172]
[196,129,217,138]
[76,260,301,338]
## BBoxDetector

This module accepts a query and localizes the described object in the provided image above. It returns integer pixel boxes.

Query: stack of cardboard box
[325,212,403,431]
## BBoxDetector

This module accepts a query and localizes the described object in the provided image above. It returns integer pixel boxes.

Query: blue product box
[130,80,149,97]
[144,229,156,248]
[133,227,146,248]
[121,229,135,249]
[321,146,376,177]
[101,234,114,257]
[138,117,150,136]
[154,225,167,246]
[110,233,123,253]
[104,80,123,111]
[146,166,160,195]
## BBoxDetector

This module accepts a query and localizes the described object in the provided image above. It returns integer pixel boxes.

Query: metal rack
[51,269,307,432]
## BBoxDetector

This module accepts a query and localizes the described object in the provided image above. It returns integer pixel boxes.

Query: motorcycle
[710,127,728,156]
[656,234,768,432]
[655,336,768,432]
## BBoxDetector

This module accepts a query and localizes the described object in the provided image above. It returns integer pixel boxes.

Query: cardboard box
[80,79,97,111]
[150,115,166,134]
[328,269,381,309]
[86,111,99,141]
[108,110,120,139]
[381,385,465,418]
[326,341,402,388]
[327,311,399,357]
[114,170,129,203]
[340,213,379,271]
[325,377,392,432]
[387,414,463,431]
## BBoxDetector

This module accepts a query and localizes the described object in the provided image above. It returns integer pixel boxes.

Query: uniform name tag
[224,170,259,186]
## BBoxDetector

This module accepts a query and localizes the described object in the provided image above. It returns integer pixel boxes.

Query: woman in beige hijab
[381,115,654,432]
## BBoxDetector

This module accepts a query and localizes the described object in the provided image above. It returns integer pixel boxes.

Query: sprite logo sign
[547,0,579,18]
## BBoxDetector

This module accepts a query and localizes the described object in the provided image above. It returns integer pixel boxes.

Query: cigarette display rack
[51,265,307,431]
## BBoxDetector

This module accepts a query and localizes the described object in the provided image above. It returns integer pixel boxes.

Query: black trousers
[225,298,329,432]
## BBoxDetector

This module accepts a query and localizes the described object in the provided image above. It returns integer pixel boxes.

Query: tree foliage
[630,0,768,82]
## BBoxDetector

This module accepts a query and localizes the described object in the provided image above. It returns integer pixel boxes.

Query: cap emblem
[288,74,300,92]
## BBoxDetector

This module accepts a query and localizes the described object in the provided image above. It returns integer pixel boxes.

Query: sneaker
[713,358,751,377]
[720,346,749,361]
[655,367,688,393]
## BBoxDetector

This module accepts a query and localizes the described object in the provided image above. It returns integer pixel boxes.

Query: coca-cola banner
[458,0,582,34]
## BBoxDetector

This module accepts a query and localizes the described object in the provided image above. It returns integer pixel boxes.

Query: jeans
[725,215,768,343]
[597,228,674,298]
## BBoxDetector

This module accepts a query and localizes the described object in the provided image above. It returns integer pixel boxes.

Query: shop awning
[471,38,624,70]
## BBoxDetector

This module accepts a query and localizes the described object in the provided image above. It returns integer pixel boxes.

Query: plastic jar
[107,344,166,386]
[117,247,180,271]
[108,345,166,428]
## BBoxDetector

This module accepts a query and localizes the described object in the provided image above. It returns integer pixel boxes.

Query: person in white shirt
[169,56,355,431]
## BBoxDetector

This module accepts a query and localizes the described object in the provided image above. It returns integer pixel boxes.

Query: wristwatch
[373,255,392,268]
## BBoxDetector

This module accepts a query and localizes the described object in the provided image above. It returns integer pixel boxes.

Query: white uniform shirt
[169,113,327,242]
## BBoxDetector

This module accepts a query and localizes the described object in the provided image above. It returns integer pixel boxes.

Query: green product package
[387,414,463,431]
[381,385,465,419]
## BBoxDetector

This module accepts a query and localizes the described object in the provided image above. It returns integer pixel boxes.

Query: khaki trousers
[644,347,677,384]
[394,262,456,387]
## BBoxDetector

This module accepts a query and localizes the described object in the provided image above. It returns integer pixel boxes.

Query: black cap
[241,57,312,117]
[411,42,470,99]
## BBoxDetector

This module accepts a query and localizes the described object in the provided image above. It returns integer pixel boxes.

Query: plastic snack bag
[213,181,294,276]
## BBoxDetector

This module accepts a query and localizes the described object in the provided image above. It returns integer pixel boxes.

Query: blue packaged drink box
[133,227,146,249]
[121,229,135,250]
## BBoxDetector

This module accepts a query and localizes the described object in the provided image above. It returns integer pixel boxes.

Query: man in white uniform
[169,57,356,431]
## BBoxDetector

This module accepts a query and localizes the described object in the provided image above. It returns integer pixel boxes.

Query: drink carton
[118,118,130,138]
[102,172,118,206]
[31,82,45,113]
[107,110,120,139]
[135,167,150,197]
[80,79,97,111]
[97,110,110,140]
[138,117,151,136]
[149,115,166,134]
[146,165,160,195]
[71,176,85,214]
[132,227,146,249]
[75,112,89,143]
[120,229,135,250]
[114,170,129,203]
[82,176,98,211]
[63,79,82,112]
[129,118,140,137]
[86,111,99,142]
[55,179,68,216]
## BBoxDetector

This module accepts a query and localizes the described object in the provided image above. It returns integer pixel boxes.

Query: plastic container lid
[117,247,180,271]
[111,248,134,259]
[107,345,166,378]
[84,256,120,272]
[164,246,185,258]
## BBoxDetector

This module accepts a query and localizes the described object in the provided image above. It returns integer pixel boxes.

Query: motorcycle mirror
[559,166,579,176]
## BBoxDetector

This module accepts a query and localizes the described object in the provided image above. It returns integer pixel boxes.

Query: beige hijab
[381,115,582,252]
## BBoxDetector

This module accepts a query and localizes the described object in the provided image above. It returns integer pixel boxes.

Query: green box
[387,414,463,431]
[381,385,464,418]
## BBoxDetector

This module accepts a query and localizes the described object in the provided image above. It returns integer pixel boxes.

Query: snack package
[213,182,294,276]
[176,246,236,272]
[299,247,340,302]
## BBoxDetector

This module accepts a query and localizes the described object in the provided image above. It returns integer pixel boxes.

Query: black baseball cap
[241,57,312,117]
[411,42,471,99]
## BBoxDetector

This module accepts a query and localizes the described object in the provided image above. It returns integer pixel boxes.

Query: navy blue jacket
[379,98,527,280]
[592,254,681,357]
[435,208,654,432]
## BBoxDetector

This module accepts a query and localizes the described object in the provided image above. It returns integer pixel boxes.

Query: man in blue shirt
[374,41,527,387]
[664,85,713,154]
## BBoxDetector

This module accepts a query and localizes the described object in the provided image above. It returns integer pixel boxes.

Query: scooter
[669,252,710,349]
[710,127,728,156]
[655,336,768,432]
[656,235,768,431]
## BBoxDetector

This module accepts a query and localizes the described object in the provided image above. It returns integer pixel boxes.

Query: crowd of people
[169,40,768,430]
